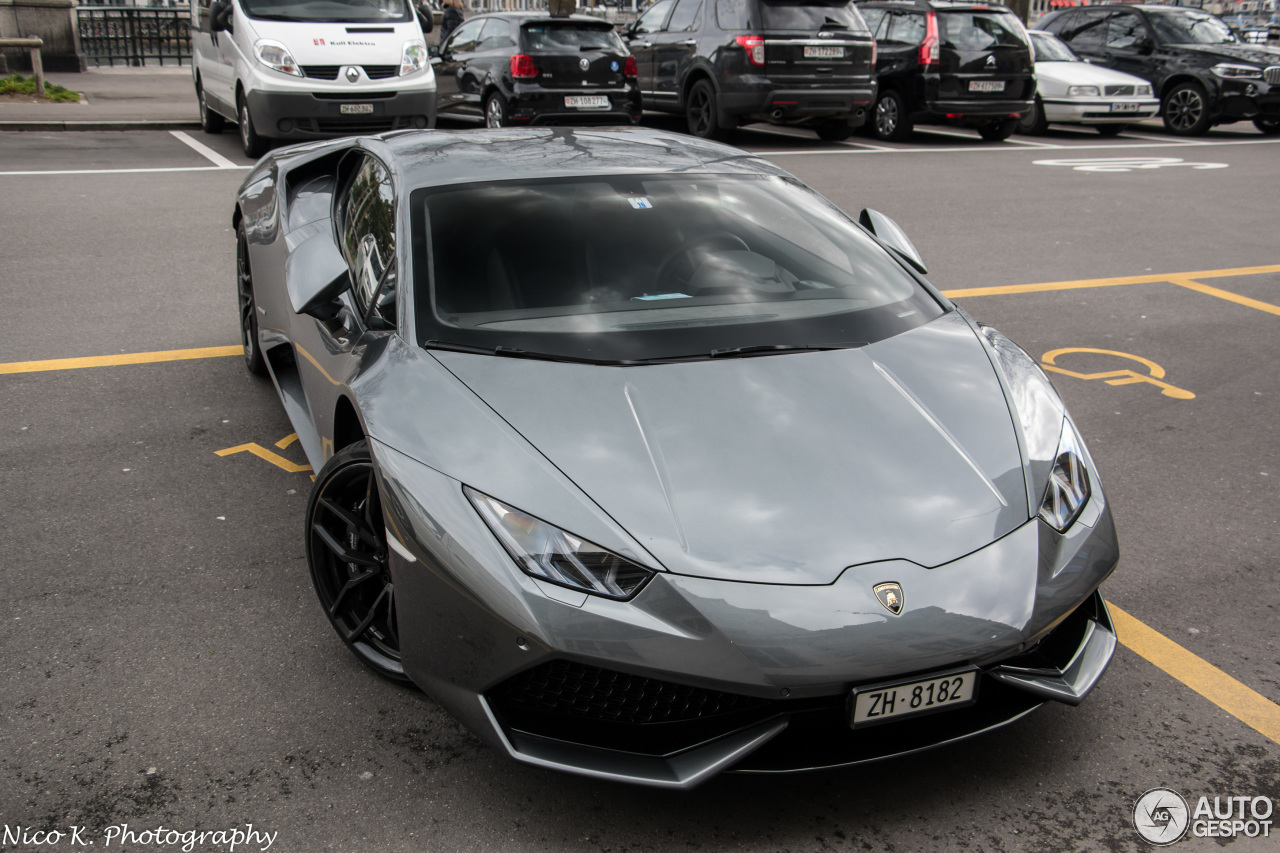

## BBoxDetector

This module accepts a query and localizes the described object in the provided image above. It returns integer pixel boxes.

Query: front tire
[978,118,1018,142]
[236,223,267,377]
[197,81,225,134]
[871,90,912,142]
[306,440,412,684]
[1017,97,1048,135]
[685,79,726,140]
[485,92,508,128]
[1162,82,1211,136]
[238,94,268,158]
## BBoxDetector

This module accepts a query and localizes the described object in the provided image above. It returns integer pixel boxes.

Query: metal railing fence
[78,6,192,67]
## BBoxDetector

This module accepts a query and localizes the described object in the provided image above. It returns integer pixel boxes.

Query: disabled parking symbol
[1040,348,1195,400]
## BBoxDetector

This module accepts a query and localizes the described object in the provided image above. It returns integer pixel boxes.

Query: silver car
[234,127,1119,788]
[1019,30,1161,135]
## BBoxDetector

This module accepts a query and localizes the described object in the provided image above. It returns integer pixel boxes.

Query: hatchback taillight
[623,55,637,79]
[919,12,939,66]
[735,35,765,66]
[510,54,538,78]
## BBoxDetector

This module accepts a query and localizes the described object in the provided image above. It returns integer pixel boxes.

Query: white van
[191,0,437,157]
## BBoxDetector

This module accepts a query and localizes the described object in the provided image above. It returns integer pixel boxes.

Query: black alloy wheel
[238,94,268,158]
[871,90,912,142]
[236,224,268,376]
[814,120,854,142]
[1254,117,1280,136]
[1095,124,1128,137]
[485,93,508,128]
[198,81,225,134]
[306,440,412,684]
[685,80,725,140]
[978,118,1019,142]
[1162,82,1211,136]
[1017,97,1048,135]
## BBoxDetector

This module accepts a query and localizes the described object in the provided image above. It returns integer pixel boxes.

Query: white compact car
[191,0,437,157]
[1019,30,1160,136]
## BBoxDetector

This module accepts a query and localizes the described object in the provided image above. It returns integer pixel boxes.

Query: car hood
[432,311,1030,585]
[1033,60,1152,90]
[1170,42,1280,66]
[250,20,417,66]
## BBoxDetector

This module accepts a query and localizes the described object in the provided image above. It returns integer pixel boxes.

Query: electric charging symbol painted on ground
[1041,348,1195,400]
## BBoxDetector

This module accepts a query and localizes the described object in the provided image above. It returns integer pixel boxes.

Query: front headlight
[466,488,655,600]
[1136,84,1152,96]
[1038,418,1091,532]
[1067,85,1100,97]
[1211,63,1262,79]
[254,39,303,77]
[400,39,428,76]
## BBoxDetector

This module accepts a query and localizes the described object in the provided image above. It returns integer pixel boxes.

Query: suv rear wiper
[708,342,867,359]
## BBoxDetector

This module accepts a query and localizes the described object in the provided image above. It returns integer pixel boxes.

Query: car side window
[885,12,925,45]
[860,8,887,39]
[665,0,702,32]
[635,0,675,35]
[1106,11,1146,50]
[1039,9,1075,36]
[715,0,751,30]
[340,156,397,329]
[1062,10,1107,52]
[446,18,485,53]
[477,18,514,51]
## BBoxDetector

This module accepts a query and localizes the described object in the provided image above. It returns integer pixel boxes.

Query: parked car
[855,0,1035,141]
[1018,30,1160,135]
[190,0,438,157]
[233,126,1120,788]
[1037,4,1280,136]
[432,12,641,127]
[622,0,877,141]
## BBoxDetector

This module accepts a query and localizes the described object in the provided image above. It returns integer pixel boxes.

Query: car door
[627,0,676,102]
[293,153,399,452]
[649,0,703,105]
[434,17,486,115]
[877,11,926,108]
[1056,8,1109,64]
[1100,10,1159,85]
[466,18,518,111]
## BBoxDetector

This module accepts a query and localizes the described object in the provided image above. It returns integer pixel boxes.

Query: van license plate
[969,80,1005,92]
[565,96,610,109]
[849,668,978,728]
[804,46,845,58]
[1111,102,1141,112]
[340,104,374,115]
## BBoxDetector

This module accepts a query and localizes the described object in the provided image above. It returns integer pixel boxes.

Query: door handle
[638,41,652,48]
[681,39,697,46]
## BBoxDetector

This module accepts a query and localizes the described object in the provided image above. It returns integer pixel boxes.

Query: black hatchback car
[622,0,877,141]
[1037,5,1280,136]
[432,12,641,127]
[855,0,1035,141]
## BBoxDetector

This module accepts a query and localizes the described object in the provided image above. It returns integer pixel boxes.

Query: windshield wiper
[424,339,629,365]
[708,342,867,359]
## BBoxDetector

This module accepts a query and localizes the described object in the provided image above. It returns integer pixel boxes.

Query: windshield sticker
[628,197,653,209]
[632,293,691,301]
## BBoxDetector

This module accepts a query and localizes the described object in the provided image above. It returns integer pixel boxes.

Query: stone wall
[0,0,86,72]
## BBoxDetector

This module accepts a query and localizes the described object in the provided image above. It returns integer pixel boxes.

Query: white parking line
[0,166,251,176]
[1003,138,1059,148]
[169,130,242,168]
[756,136,1280,157]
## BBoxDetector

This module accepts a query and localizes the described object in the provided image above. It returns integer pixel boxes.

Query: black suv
[622,0,877,140]
[1037,5,1280,136]
[855,0,1035,141]
[432,12,641,127]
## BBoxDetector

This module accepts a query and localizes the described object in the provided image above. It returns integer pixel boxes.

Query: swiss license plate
[339,103,374,115]
[1111,102,1141,112]
[969,80,1005,93]
[849,668,978,728]
[804,46,845,59]
[565,95,610,109]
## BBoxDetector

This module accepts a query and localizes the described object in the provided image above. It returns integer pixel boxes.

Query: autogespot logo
[1133,788,1190,846]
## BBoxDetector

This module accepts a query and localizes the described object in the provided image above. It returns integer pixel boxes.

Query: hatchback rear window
[758,0,870,34]
[522,22,625,52]
[939,11,1028,50]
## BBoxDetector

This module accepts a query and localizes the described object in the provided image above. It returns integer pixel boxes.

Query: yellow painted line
[943,263,1280,300]
[0,346,242,375]
[215,442,312,474]
[1168,277,1280,318]
[275,433,299,450]
[1109,603,1280,746]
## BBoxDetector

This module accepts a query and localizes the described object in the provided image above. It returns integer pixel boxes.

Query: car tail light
[735,35,765,66]
[623,54,637,79]
[919,12,939,66]
[871,40,877,66]
[510,54,538,78]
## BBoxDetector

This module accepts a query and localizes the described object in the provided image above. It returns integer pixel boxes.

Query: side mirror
[859,209,927,275]
[286,224,352,319]
[210,0,232,32]
[428,43,440,58]
[1135,37,1154,54]
[415,3,434,33]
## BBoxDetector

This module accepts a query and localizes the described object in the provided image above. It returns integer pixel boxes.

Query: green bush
[0,73,81,102]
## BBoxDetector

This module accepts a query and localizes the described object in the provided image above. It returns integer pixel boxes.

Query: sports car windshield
[240,0,411,24]
[412,175,944,364]
[1147,10,1236,45]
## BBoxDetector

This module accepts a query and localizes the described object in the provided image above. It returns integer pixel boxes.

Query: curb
[0,120,202,131]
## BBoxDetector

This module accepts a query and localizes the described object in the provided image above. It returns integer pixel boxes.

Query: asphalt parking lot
[1,120,1277,852]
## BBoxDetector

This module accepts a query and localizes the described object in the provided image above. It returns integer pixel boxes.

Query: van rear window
[938,11,1028,50]
[759,0,869,33]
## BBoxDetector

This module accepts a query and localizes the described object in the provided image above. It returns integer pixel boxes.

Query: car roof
[374,127,790,189]
[466,11,618,24]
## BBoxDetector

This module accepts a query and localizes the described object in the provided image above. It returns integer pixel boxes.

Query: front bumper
[1042,97,1161,124]
[245,88,437,140]
[373,441,1119,788]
